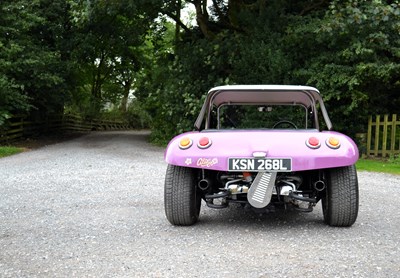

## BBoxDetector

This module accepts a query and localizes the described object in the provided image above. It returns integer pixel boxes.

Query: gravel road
[1,130,399,278]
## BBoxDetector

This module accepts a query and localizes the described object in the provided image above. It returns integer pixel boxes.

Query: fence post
[390,114,396,156]
[374,115,380,156]
[382,115,388,157]
[367,116,372,156]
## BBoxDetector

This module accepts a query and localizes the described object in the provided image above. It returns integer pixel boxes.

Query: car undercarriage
[199,169,325,213]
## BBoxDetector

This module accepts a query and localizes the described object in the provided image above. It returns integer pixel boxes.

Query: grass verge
[356,158,400,175]
[0,146,24,158]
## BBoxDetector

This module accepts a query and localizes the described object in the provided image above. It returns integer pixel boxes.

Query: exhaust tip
[314,180,326,192]
[198,179,210,191]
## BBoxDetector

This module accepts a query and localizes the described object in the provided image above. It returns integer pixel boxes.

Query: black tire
[322,165,359,227]
[164,164,201,226]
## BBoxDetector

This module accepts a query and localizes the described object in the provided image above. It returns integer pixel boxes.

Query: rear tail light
[306,137,321,149]
[179,137,193,149]
[326,137,341,149]
[198,137,212,149]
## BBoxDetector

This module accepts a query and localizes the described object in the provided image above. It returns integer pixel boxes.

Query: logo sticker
[197,158,218,167]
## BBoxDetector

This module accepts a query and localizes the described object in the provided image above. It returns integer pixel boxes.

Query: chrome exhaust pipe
[198,179,211,191]
[314,180,326,192]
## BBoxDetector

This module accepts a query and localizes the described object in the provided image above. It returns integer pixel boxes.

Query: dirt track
[1,131,399,277]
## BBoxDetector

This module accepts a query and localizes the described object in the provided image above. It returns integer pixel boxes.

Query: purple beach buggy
[164,85,359,227]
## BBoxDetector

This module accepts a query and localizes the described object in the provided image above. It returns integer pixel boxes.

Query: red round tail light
[306,137,321,149]
[198,137,212,149]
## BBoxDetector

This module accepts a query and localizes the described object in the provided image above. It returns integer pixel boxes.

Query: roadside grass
[356,157,400,175]
[0,146,24,158]
[0,133,83,159]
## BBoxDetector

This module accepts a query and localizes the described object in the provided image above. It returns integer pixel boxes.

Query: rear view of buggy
[164,85,359,227]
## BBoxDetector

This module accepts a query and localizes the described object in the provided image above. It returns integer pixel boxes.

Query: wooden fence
[0,114,131,144]
[367,114,400,157]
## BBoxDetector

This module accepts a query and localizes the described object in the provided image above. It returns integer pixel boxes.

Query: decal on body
[197,158,218,167]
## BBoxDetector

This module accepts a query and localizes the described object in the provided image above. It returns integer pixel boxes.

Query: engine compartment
[198,169,326,213]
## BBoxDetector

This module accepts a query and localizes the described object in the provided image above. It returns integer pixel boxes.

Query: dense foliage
[140,0,400,142]
[0,0,399,142]
[0,0,72,124]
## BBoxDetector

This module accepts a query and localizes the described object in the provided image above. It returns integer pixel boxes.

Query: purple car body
[165,130,358,172]
[164,85,359,227]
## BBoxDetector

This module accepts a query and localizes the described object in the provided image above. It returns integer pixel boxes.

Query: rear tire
[322,165,359,227]
[164,164,201,225]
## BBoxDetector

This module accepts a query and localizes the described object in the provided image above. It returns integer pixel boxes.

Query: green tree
[290,0,400,134]
[2,0,398,142]
[142,0,314,142]
[143,0,399,142]
[68,0,162,117]
[0,0,76,124]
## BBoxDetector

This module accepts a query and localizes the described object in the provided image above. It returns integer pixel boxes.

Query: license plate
[228,158,292,172]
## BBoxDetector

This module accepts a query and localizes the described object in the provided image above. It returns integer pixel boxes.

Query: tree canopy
[0,0,399,141]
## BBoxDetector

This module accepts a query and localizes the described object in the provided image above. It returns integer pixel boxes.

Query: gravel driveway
[1,130,399,277]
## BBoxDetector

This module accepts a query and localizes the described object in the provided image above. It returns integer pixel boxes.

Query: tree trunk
[192,0,214,39]
[175,0,182,42]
